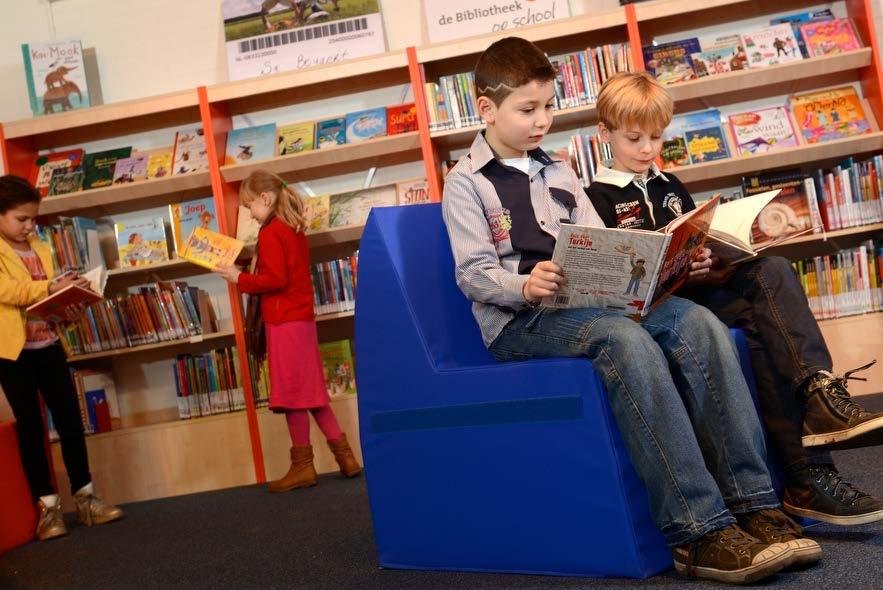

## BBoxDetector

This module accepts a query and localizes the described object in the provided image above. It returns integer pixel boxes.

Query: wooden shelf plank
[67,330,236,362]
[220,132,421,182]
[817,310,883,328]
[316,310,354,322]
[766,223,883,250]
[632,0,747,21]
[55,408,248,443]
[38,171,212,217]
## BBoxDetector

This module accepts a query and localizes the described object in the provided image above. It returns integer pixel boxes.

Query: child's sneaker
[74,489,124,526]
[736,508,822,566]
[802,363,883,450]
[784,464,883,525]
[36,499,68,541]
[672,524,794,584]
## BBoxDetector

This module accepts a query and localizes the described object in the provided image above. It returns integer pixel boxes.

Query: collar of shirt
[592,160,669,188]
[468,131,556,178]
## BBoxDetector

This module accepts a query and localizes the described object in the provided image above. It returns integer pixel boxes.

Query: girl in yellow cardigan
[0,175,122,541]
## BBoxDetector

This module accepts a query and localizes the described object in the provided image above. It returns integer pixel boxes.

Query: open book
[544,196,720,318]
[708,189,818,264]
[26,265,108,322]
[178,226,245,271]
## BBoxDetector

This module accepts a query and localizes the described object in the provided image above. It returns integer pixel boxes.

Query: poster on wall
[424,0,570,44]
[222,0,387,81]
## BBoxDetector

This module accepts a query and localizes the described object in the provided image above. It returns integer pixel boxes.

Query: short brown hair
[474,37,556,106]
[596,72,673,131]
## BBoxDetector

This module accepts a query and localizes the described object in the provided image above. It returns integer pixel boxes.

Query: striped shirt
[442,131,604,347]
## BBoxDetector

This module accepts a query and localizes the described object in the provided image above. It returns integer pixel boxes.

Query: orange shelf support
[407,46,443,203]
[848,0,883,127]
[625,4,644,72]
[198,86,267,484]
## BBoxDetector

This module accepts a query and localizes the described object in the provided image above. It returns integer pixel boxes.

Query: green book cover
[83,147,132,190]
[319,340,356,397]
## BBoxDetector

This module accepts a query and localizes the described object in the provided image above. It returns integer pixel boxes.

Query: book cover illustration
[172,127,209,175]
[345,108,387,143]
[277,121,315,155]
[115,218,170,268]
[47,168,85,196]
[225,124,277,165]
[742,170,816,247]
[740,24,803,67]
[21,40,90,116]
[667,109,730,165]
[790,86,872,143]
[236,206,261,243]
[112,155,148,184]
[178,227,244,271]
[169,197,219,253]
[83,147,132,190]
[329,185,397,228]
[771,8,834,58]
[316,117,346,149]
[387,103,417,135]
[660,136,690,169]
[31,150,84,196]
[690,48,736,77]
[396,178,430,206]
[319,340,356,397]
[800,19,862,57]
[729,107,799,156]
[303,194,331,233]
[641,38,701,85]
[146,148,174,179]
[26,284,102,323]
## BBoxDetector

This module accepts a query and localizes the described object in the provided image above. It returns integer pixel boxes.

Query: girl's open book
[26,265,107,322]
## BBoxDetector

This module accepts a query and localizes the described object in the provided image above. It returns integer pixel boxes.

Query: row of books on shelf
[793,240,883,321]
[47,370,119,439]
[173,348,246,420]
[643,13,861,86]
[57,281,218,356]
[225,103,417,165]
[311,255,358,316]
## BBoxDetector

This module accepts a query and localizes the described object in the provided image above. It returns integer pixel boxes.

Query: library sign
[424,0,570,44]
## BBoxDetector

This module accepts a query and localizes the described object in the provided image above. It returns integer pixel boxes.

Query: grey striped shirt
[442,132,604,347]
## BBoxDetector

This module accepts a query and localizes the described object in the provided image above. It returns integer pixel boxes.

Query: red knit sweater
[237,217,314,323]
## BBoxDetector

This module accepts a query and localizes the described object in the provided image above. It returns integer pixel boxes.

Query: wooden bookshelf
[317,310,355,322]
[66,330,235,362]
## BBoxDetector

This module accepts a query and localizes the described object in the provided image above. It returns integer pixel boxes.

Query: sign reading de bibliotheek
[424,0,571,44]
[222,0,387,81]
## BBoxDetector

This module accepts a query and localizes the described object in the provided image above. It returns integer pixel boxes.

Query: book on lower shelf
[789,86,872,144]
[173,347,245,419]
[312,254,358,316]
[319,340,356,397]
[68,369,119,435]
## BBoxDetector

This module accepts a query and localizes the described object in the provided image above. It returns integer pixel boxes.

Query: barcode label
[238,17,368,54]
[554,295,570,306]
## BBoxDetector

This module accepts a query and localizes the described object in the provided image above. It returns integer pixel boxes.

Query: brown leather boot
[268,445,317,492]
[327,433,362,477]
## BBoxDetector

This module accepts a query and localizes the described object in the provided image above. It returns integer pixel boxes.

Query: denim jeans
[489,295,779,546]
[679,257,833,473]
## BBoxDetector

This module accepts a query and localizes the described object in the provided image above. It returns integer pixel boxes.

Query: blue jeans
[625,276,641,295]
[489,295,779,546]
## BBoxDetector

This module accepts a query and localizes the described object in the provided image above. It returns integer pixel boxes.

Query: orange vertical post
[197,86,267,484]
[847,0,883,127]
[407,47,443,203]
[625,4,645,72]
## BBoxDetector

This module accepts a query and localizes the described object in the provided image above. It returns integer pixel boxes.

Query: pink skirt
[266,320,330,411]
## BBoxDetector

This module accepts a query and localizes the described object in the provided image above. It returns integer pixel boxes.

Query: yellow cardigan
[0,237,55,361]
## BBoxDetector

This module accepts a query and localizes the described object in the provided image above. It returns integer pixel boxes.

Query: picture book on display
[387,103,417,135]
[740,24,803,67]
[115,218,170,268]
[662,109,730,168]
[236,206,261,243]
[396,178,430,206]
[146,148,174,179]
[690,48,736,77]
[112,154,148,184]
[641,38,700,85]
[329,185,397,227]
[545,196,720,318]
[169,197,219,253]
[172,128,209,175]
[770,8,834,58]
[277,122,315,155]
[48,168,85,196]
[790,86,872,143]
[345,108,387,143]
[728,107,799,156]
[178,227,244,271]
[226,124,276,165]
[800,18,862,57]
[83,147,132,189]
[319,340,356,397]
[741,169,823,247]
[304,195,331,233]
[31,150,84,196]
[26,265,107,323]
[21,40,90,116]
[316,117,346,149]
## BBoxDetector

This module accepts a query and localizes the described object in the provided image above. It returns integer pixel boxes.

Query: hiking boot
[737,508,822,566]
[802,362,883,450]
[74,489,124,526]
[784,464,883,526]
[672,524,794,584]
[36,499,68,541]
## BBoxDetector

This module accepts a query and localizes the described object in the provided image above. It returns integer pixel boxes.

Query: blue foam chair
[355,204,766,578]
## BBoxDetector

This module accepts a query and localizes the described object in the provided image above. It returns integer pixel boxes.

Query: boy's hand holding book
[523,261,566,305]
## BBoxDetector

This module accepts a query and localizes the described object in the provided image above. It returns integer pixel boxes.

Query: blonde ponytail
[239,169,306,232]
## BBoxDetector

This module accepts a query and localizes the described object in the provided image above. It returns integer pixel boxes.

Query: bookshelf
[2,0,882,506]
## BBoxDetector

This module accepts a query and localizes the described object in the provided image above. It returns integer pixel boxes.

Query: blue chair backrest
[365,204,495,369]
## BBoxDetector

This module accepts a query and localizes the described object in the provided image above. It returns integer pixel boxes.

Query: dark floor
[3,397,883,590]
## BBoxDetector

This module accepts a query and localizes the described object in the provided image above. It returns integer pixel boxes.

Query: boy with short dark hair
[443,37,818,584]
[585,71,883,527]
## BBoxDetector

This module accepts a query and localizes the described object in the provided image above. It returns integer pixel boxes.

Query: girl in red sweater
[218,170,361,492]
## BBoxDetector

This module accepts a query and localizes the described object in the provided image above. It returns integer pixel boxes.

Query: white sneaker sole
[784,502,883,526]
[803,415,883,450]
[674,544,795,584]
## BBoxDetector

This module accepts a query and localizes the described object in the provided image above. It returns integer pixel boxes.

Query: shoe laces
[748,509,801,540]
[714,525,758,554]
[810,464,870,506]
[813,361,876,417]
